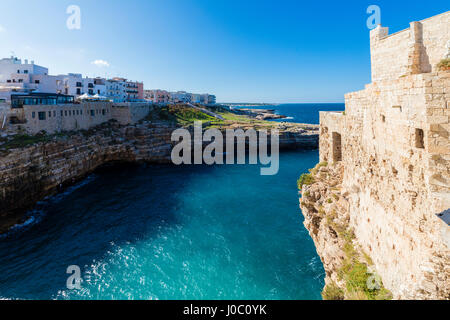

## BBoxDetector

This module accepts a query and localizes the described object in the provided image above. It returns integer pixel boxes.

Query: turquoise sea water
[0,104,344,300]
[0,152,323,300]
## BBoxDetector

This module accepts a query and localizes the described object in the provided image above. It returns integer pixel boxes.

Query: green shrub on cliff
[437,58,450,71]
[337,229,392,300]
[345,262,369,294]
[344,261,392,300]
[146,105,217,126]
[309,161,328,175]
[322,282,344,300]
[1,133,51,150]
[297,173,314,190]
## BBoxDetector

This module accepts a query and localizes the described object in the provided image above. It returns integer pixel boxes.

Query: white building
[93,78,107,96]
[106,78,127,103]
[169,91,191,104]
[58,73,83,96]
[0,57,87,100]
[0,57,49,99]
[144,89,170,104]
[0,57,129,102]
[186,93,216,105]
[106,77,144,102]
[0,56,48,84]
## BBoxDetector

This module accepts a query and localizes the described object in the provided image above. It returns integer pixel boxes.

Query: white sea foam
[0,174,98,239]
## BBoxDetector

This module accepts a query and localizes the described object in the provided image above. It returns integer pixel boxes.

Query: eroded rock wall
[0,122,176,233]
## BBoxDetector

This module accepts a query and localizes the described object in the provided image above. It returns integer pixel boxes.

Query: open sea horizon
[233,103,345,124]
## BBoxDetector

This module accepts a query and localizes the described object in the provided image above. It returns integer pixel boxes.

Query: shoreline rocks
[235,108,287,120]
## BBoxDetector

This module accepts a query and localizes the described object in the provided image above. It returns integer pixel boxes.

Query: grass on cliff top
[0,133,53,150]
[146,105,221,127]
[0,121,120,152]
[0,131,86,151]
[322,282,345,300]
[145,104,274,129]
[145,105,214,125]
[322,216,392,300]
[332,222,392,300]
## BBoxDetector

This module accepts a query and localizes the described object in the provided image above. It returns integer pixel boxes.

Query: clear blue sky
[0,1,448,103]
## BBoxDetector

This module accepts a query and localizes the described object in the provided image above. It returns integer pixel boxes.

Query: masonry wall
[370,11,449,82]
[111,103,154,125]
[316,11,450,299]
[17,101,112,134]
[319,71,449,299]
[319,112,345,164]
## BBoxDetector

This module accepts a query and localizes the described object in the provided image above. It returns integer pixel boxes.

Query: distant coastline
[221,103,278,107]
[226,103,346,125]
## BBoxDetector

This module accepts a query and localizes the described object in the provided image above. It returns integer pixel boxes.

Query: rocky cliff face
[0,122,176,234]
[300,159,449,300]
[0,120,318,234]
[300,162,393,300]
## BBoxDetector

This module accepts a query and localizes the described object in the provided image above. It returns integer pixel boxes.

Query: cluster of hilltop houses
[0,56,216,105]
[144,89,216,105]
[0,56,216,135]
[0,56,144,103]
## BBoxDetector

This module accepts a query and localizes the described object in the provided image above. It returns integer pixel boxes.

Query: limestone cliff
[0,121,176,233]
[300,162,393,300]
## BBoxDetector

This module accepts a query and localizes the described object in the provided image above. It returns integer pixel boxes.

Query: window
[18,79,23,83]
[17,70,20,74]
[102,109,106,116]
[32,112,36,119]
[415,129,425,149]
[332,132,342,162]
[80,110,83,115]
[61,111,63,117]
[24,70,28,74]
[53,111,56,117]
[77,88,81,95]
[35,80,40,84]
[38,112,46,121]
[65,110,68,117]
[90,110,95,116]
[48,111,52,118]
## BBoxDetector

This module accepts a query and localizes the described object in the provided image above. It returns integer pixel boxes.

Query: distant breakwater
[0,121,318,233]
